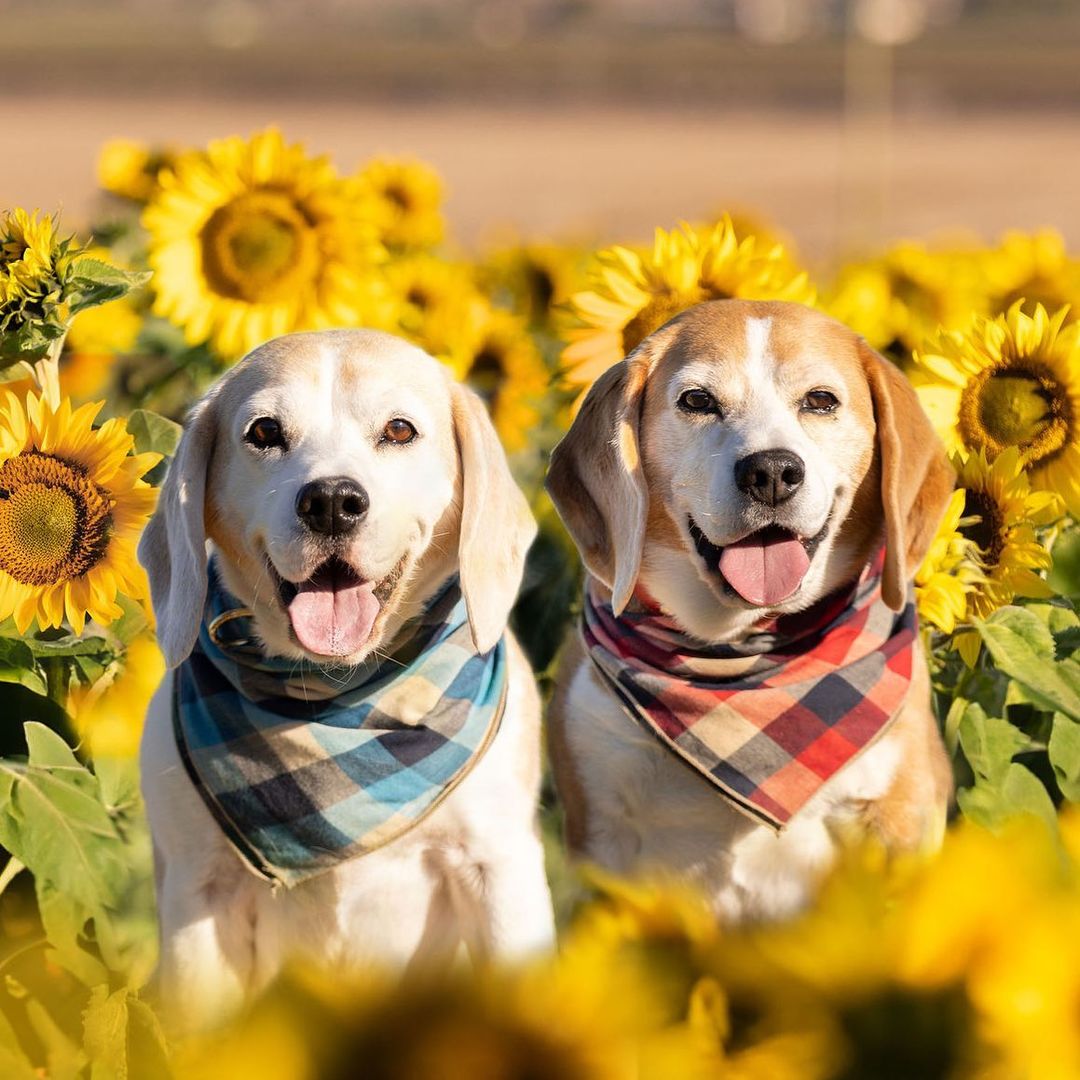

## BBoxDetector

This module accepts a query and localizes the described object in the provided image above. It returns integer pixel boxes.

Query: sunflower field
[2,127,1080,1078]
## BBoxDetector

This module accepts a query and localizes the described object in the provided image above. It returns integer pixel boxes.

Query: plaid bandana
[582,558,916,831]
[174,563,506,887]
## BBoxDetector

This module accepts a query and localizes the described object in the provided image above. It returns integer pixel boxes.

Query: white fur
[140,331,554,1031]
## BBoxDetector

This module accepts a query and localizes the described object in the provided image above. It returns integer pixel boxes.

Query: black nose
[296,477,369,536]
[734,449,805,507]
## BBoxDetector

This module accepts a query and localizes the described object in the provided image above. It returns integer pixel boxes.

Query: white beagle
[139,330,554,1030]
[547,300,954,923]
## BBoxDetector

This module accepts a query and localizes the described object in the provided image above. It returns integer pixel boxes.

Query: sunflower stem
[43,656,68,708]
[31,331,67,409]
[0,856,24,898]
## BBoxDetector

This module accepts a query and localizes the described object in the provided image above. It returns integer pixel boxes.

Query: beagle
[139,330,554,1030]
[547,300,955,922]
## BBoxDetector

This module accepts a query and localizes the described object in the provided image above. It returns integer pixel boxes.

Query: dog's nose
[295,477,369,536]
[734,449,805,507]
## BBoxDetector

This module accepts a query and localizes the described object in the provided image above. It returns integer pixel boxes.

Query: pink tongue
[718,532,811,607]
[287,568,380,657]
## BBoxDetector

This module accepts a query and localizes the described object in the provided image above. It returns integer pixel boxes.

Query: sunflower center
[383,183,414,212]
[960,488,1004,567]
[959,363,1072,464]
[0,451,112,587]
[200,190,320,303]
[622,288,705,355]
[468,348,505,410]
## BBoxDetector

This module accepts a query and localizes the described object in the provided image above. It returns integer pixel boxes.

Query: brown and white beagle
[547,299,955,922]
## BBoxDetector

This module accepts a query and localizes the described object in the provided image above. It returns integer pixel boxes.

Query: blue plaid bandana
[174,562,507,887]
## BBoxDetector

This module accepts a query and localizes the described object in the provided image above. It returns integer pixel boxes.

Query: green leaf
[19,633,116,661]
[974,607,1080,722]
[957,702,1033,785]
[1049,526,1080,599]
[37,878,109,988]
[0,724,126,914]
[66,259,150,316]
[26,995,86,1080]
[957,762,1058,832]
[124,409,181,460]
[0,639,46,697]
[1049,712,1080,803]
[83,986,129,1080]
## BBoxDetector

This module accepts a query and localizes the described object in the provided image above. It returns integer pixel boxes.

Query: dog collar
[173,562,507,887]
[582,556,916,831]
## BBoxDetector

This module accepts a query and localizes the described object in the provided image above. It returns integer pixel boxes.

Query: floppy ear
[546,356,649,614]
[137,393,219,668]
[858,340,956,612]
[451,383,538,654]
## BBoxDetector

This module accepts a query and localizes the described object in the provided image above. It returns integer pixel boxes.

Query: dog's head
[140,329,536,668]
[548,300,954,641]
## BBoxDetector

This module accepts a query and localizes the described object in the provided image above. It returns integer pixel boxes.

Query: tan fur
[547,300,955,921]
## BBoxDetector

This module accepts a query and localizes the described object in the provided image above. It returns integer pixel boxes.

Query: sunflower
[0,390,159,635]
[985,229,1080,323]
[67,634,164,758]
[445,310,549,452]
[358,156,445,251]
[479,239,584,328]
[825,242,990,360]
[387,254,491,357]
[0,209,76,342]
[947,447,1061,666]
[143,128,384,361]
[914,489,976,635]
[97,138,180,204]
[912,302,1080,515]
[561,217,814,393]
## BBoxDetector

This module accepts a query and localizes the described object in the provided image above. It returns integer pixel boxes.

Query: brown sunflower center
[958,363,1072,464]
[622,288,706,355]
[383,182,414,212]
[960,488,1004,567]
[200,189,320,303]
[0,451,112,587]
[468,347,506,410]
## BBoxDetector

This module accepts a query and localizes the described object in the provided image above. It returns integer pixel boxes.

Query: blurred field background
[4,0,1080,264]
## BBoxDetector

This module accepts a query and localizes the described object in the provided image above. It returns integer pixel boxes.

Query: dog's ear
[858,340,956,611]
[451,383,537,654]
[138,393,219,668]
[546,355,650,614]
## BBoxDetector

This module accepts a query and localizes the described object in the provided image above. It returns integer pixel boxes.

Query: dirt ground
[5,95,1080,265]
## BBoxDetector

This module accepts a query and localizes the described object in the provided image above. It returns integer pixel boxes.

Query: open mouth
[274,556,382,659]
[688,517,829,608]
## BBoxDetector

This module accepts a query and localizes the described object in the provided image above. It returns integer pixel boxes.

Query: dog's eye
[677,388,718,414]
[802,390,840,414]
[245,417,286,450]
[383,418,417,445]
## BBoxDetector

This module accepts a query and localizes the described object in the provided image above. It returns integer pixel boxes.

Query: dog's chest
[565,656,903,919]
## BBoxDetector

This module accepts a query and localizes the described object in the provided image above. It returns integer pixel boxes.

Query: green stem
[0,937,48,977]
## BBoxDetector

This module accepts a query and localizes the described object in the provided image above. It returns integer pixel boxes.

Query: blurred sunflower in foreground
[358,156,446,251]
[144,127,385,360]
[0,391,159,634]
[912,302,1080,515]
[561,217,814,392]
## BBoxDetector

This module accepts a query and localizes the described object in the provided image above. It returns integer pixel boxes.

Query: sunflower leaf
[1049,713,1080,803]
[957,762,1058,833]
[82,985,129,1080]
[0,639,47,697]
[65,259,150,316]
[0,724,127,915]
[973,608,1080,721]
[124,408,182,459]
[957,702,1032,785]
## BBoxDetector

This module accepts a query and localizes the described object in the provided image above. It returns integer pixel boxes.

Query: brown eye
[383,418,417,445]
[802,390,839,414]
[677,388,718,414]
[245,417,286,449]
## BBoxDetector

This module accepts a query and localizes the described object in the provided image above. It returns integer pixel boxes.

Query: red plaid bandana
[582,557,917,830]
